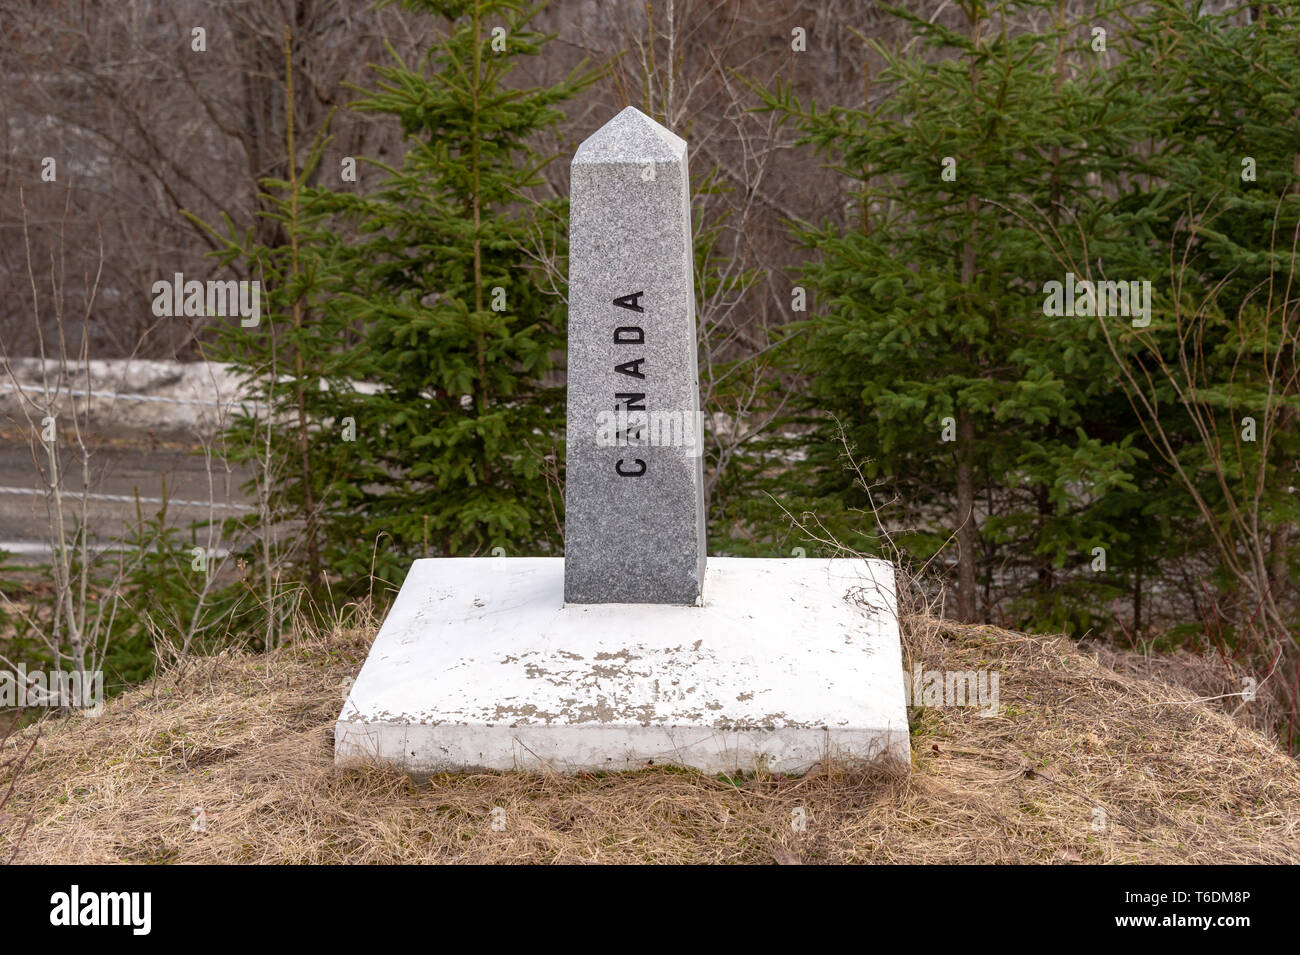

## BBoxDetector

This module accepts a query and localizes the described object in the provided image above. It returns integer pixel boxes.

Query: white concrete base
[335,557,909,775]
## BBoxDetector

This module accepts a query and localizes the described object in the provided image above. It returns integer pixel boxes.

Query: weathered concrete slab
[336,557,909,775]
[563,106,706,605]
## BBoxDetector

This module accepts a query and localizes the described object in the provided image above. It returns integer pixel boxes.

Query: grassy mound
[2,616,1297,864]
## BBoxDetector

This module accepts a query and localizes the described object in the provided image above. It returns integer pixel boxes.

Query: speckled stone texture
[563,107,706,605]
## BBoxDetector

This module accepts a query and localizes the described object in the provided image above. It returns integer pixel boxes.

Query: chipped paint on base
[335,557,909,775]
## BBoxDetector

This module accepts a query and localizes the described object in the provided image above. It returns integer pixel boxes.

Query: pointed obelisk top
[573,106,686,165]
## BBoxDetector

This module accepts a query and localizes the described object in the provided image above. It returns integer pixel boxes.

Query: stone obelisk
[563,106,707,605]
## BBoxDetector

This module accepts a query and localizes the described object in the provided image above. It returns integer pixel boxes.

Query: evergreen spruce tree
[211,0,596,595]
[1101,2,1300,646]
[311,0,595,587]
[758,1,1153,630]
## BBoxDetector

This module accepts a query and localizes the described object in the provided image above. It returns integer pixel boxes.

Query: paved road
[0,429,255,562]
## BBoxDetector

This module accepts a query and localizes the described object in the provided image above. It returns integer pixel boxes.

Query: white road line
[0,384,238,407]
[0,541,232,557]
[0,485,255,511]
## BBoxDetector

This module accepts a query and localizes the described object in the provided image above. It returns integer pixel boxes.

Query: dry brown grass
[1,614,1297,864]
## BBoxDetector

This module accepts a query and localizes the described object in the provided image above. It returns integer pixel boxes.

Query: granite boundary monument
[563,106,706,606]
[336,108,909,775]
